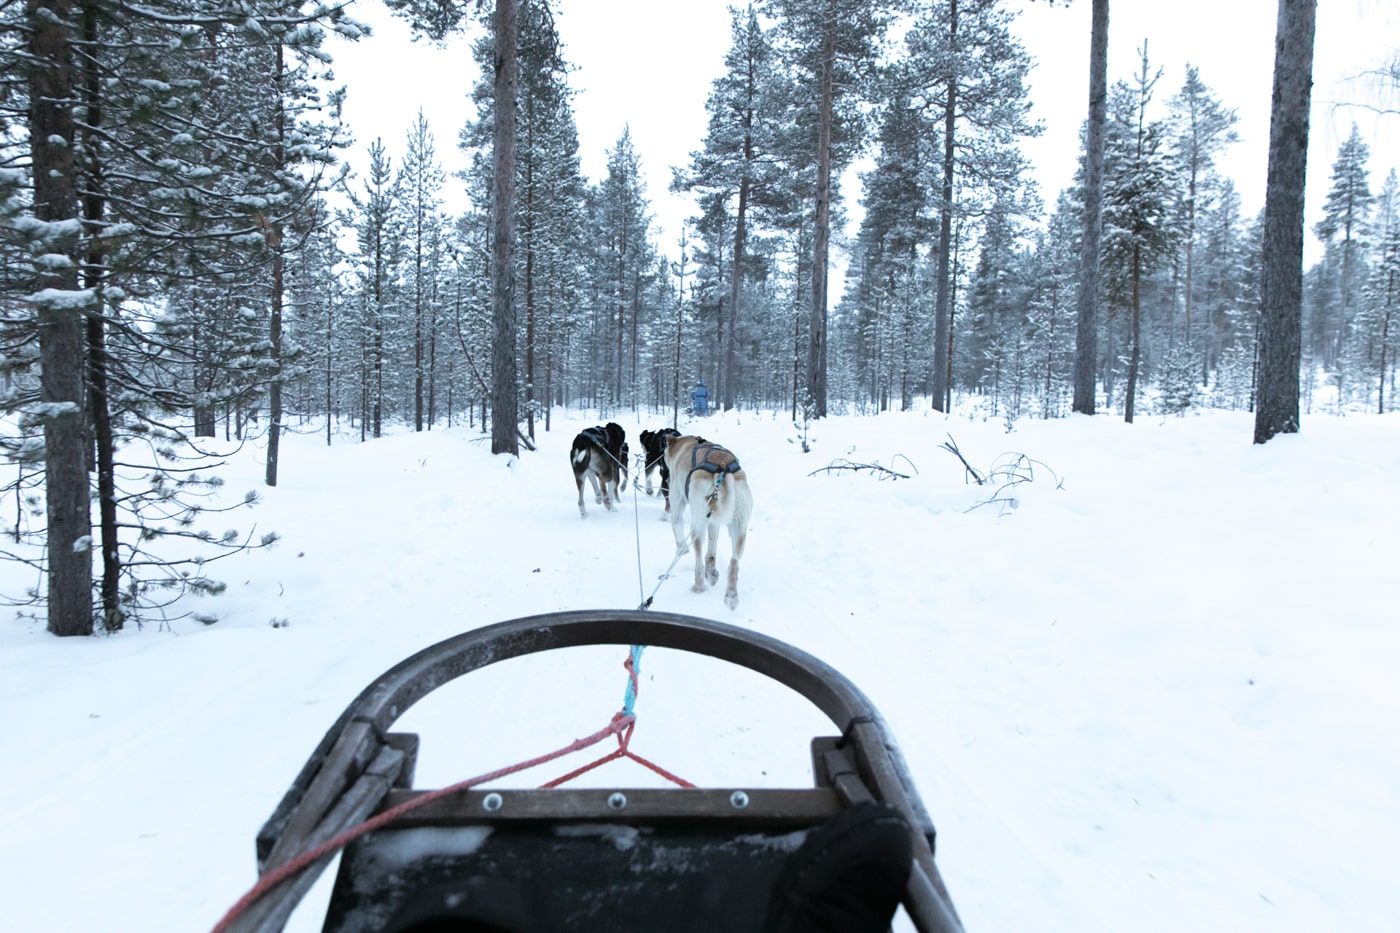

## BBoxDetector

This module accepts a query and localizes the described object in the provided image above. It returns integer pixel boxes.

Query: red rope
[212,647,696,933]
[210,713,631,933]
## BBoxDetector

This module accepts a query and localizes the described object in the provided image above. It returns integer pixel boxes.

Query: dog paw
[705,568,720,586]
[724,591,738,610]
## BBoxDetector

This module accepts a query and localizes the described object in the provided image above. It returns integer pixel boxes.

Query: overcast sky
[329,0,1398,268]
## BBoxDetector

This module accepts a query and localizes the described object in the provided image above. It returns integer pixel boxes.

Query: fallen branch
[965,453,1065,516]
[939,435,984,485]
[808,457,916,480]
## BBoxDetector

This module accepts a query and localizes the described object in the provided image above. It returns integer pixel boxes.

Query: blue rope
[622,644,645,716]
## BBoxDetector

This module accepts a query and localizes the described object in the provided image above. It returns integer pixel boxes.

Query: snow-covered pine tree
[601,130,658,412]
[1,0,356,633]
[399,112,448,434]
[762,0,892,419]
[900,0,1040,414]
[1100,44,1178,424]
[1166,66,1238,378]
[344,139,406,440]
[1357,171,1400,413]
[460,1,585,437]
[1311,123,1374,406]
[847,59,931,413]
[673,5,790,413]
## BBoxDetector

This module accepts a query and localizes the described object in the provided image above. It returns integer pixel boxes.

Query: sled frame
[238,609,963,933]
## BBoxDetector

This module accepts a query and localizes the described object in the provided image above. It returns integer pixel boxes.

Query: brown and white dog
[639,427,681,508]
[571,422,629,518]
[663,434,753,609]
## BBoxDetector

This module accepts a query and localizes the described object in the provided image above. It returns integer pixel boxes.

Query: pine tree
[850,62,932,411]
[1100,45,1178,423]
[1073,0,1109,416]
[1167,65,1238,373]
[763,0,892,419]
[400,112,447,433]
[1311,123,1373,399]
[901,0,1040,412]
[2,0,352,632]
[1359,170,1400,413]
[346,139,404,440]
[674,5,789,412]
[590,129,657,410]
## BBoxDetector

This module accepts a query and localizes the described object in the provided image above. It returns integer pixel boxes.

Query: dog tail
[571,445,589,469]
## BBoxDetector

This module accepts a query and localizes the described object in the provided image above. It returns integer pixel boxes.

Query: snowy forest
[2,0,1396,636]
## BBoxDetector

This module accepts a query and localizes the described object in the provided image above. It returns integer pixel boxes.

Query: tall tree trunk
[931,0,958,413]
[30,0,93,636]
[524,160,536,440]
[806,8,835,419]
[1255,0,1316,444]
[82,4,120,630]
[491,0,519,455]
[266,245,284,484]
[1073,0,1109,415]
[266,45,286,487]
[1125,248,1141,423]
[727,175,750,413]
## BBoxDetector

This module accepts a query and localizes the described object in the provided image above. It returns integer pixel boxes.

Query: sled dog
[664,434,752,609]
[639,427,682,508]
[571,423,629,518]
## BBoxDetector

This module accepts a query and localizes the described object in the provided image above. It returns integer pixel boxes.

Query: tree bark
[1072,0,1109,415]
[726,174,750,413]
[806,7,835,420]
[266,44,286,487]
[1254,0,1316,444]
[80,3,120,630]
[30,0,94,636]
[491,0,519,455]
[931,0,958,413]
[1125,247,1141,423]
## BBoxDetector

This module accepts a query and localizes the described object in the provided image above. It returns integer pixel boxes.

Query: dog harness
[684,443,742,501]
[581,426,627,469]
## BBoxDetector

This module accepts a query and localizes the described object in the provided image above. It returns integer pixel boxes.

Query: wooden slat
[377,786,841,827]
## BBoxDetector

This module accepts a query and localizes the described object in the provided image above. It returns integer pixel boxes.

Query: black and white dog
[638,427,681,509]
[570,422,629,518]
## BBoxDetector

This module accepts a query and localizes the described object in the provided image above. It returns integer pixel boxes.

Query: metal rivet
[607,792,628,811]
[730,790,750,809]
[482,792,503,812]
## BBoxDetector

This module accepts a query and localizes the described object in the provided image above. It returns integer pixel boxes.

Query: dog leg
[576,477,587,518]
[692,530,707,593]
[704,524,720,588]
[725,517,748,609]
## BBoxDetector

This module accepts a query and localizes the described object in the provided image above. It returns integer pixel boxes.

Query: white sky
[329,0,1399,267]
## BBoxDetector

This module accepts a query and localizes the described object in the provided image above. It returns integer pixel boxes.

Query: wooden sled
[227,610,965,932]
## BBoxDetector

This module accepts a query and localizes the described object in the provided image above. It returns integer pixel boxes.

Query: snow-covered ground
[3,405,1397,931]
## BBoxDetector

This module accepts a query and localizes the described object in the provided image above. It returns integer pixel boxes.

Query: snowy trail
[4,408,1400,932]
